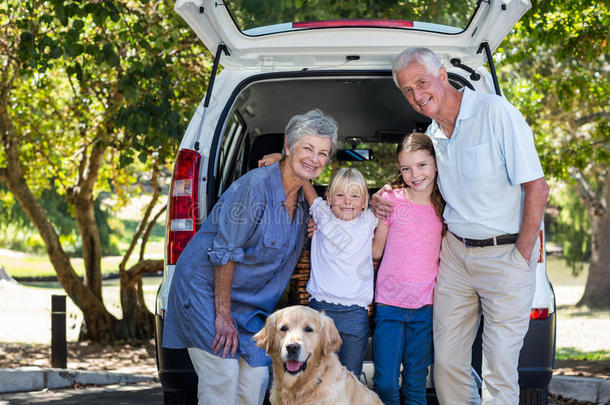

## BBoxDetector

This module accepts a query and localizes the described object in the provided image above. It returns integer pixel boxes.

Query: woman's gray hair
[282,109,338,159]
[392,47,443,88]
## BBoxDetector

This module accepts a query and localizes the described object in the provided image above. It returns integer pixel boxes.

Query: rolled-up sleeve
[207,180,266,266]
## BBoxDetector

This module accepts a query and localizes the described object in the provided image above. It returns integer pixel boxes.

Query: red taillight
[293,19,414,29]
[530,308,549,320]
[538,229,544,263]
[167,149,201,265]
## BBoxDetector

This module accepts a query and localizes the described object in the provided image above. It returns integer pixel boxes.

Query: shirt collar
[428,87,475,140]
[268,162,305,209]
[456,86,477,121]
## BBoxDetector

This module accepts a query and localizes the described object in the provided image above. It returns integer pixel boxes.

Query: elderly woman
[162,109,337,405]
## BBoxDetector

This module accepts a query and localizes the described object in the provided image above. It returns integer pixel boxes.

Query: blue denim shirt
[163,162,307,367]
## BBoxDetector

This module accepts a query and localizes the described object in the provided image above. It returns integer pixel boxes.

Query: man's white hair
[392,47,443,88]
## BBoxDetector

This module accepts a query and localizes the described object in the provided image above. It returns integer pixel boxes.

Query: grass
[545,255,589,286]
[1,255,141,278]
[0,244,591,281]
[0,202,165,278]
[0,250,166,279]
[556,348,610,361]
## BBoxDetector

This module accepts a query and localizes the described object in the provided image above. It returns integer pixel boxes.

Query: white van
[155,1,556,404]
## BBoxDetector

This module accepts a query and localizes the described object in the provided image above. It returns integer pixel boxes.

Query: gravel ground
[554,286,610,353]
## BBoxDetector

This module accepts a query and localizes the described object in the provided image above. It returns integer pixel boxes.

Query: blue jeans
[309,299,370,378]
[373,304,433,405]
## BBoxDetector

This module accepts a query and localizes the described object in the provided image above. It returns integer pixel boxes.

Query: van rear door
[175,0,531,70]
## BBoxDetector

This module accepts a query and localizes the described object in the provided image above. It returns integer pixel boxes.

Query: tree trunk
[577,170,610,309]
[69,137,109,302]
[72,187,104,301]
[118,260,162,339]
[0,100,119,341]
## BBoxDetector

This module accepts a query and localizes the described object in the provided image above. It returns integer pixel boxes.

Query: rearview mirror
[335,148,374,161]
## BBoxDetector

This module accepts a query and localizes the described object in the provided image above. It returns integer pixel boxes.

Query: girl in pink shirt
[370,132,445,405]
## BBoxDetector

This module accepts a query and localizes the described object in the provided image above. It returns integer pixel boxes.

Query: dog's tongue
[286,360,302,372]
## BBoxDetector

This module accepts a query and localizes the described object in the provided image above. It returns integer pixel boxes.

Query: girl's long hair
[390,132,446,234]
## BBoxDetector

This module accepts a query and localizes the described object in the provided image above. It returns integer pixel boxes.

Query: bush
[25,233,46,254]
[0,186,121,257]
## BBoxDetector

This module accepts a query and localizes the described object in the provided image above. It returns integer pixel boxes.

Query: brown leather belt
[451,232,519,248]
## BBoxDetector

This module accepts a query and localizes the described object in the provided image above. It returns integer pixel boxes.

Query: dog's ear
[320,312,342,354]
[253,311,278,354]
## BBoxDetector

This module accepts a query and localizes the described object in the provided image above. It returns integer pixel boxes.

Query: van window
[225,0,477,36]
[315,142,399,189]
[216,114,247,197]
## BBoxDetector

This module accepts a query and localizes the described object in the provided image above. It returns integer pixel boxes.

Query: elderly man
[372,48,550,404]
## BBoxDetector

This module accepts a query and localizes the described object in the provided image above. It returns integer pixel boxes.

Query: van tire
[520,388,548,405]
[163,390,197,405]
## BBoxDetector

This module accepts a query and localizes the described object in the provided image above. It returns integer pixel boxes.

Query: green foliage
[120,218,165,241]
[1,0,211,282]
[0,185,30,229]
[4,0,211,179]
[0,186,120,257]
[0,224,46,254]
[499,0,609,181]
[549,184,591,275]
[0,184,76,247]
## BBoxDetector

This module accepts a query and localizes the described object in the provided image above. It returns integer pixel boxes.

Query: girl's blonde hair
[327,167,369,210]
[391,132,446,232]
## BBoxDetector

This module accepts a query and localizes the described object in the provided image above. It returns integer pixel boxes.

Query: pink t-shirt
[375,188,443,309]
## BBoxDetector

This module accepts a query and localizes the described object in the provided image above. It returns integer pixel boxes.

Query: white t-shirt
[307,197,378,309]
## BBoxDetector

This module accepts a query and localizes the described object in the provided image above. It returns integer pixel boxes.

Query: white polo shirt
[426,87,544,239]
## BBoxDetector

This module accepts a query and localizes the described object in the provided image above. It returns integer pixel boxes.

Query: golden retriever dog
[253,305,382,405]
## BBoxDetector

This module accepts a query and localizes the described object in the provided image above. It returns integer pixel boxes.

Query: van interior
[212,73,468,203]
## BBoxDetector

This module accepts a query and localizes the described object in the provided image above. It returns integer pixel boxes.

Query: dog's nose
[286,343,300,356]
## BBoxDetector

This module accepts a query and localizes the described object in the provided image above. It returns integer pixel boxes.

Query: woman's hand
[370,185,394,220]
[212,310,239,358]
[258,153,282,167]
[213,262,238,358]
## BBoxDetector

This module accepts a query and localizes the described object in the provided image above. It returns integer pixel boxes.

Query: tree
[499,0,609,308]
[548,184,591,274]
[0,0,210,340]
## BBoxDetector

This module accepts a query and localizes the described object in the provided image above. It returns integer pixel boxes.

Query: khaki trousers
[187,347,269,405]
[433,233,536,405]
